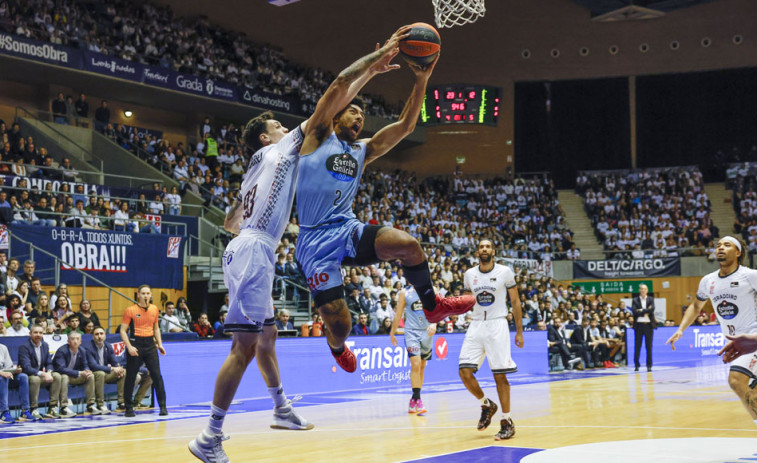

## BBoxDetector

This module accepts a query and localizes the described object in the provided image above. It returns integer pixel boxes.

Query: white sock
[268,384,288,408]
[206,404,226,435]
[753,419,757,428]
[502,412,511,420]
[479,397,489,406]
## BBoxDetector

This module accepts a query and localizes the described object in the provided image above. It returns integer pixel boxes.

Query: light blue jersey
[296,132,367,228]
[403,286,429,331]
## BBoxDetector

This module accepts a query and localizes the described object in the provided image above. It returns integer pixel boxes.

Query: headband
[720,236,742,252]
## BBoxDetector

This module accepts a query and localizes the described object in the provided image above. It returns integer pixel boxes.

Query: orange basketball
[399,22,441,66]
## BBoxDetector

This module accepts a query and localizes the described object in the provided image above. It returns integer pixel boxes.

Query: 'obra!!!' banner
[573,258,680,279]
[9,224,184,289]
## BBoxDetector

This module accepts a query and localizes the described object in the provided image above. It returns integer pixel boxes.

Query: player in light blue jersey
[390,285,436,414]
[296,27,474,373]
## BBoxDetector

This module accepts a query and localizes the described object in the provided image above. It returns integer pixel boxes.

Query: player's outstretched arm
[719,334,757,363]
[301,26,411,156]
[666,299,704,350]
[390,291,406,347]
[508,286,525,348]
[365,55,439,165]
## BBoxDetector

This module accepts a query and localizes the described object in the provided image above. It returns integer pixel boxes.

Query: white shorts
[459,318,517,374]
[222,230,277,332]
[731,351,757,379]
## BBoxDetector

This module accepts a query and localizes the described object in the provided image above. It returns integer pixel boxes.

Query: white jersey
[463,263,516,321]
[696,266,757,336]
[239,125,303,239]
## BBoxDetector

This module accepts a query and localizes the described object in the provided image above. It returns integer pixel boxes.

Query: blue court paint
[403,445,543,463]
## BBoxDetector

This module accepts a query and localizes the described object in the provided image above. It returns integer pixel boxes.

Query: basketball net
[432,0,486,28]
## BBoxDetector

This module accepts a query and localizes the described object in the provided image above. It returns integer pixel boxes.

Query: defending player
[296,31,474,374]
[459,239,524,440]
[390,285,436,414]
[189,29,409,462]
[667,236,757,426]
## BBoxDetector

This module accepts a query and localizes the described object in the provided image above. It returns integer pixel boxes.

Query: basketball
[399,22,441,66]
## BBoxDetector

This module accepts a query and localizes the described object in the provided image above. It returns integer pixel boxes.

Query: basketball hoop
[432,0,486,28]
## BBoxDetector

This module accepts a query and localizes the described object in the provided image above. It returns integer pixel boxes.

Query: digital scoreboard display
[420,85,500,126]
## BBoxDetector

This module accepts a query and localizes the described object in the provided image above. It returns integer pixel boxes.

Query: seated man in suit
[275,309,294,331]
[87,326,126,414]
[0,342,34,423]
[569,318,594,368]
[547,318,582,370]
[53,331,96,416]
[18,324,65,419]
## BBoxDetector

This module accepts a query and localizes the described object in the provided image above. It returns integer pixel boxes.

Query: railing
[599,246,706,259]
[8,232,137,332]
[273,276,313,321]
[8,208,187,236]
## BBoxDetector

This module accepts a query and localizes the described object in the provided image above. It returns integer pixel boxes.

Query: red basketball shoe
[332,344,357,373]
[423,294,475,324]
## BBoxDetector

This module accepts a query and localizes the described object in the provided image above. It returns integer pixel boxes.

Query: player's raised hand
[370,25,412,75]
[665,329,683,351]
[719,334,757,363]
[405,53,439,79]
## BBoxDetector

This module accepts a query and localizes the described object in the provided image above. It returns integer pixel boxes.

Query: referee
[120,284,167,417]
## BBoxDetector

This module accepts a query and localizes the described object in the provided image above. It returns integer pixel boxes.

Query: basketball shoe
[477,399,498,431]
[271,398,314,430]
[423,294,476,324]
[494,418,516,440]
[408,398,418,413]
[331,344,357,373]
[414,398,427,414]
[189,430,230,463]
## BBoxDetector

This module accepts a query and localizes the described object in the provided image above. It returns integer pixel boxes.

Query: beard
[716,256,725,262]
[480,254,493,264]
[12,323,23,331]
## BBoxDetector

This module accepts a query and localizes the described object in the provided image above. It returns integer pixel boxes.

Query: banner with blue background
[9,224,184,289]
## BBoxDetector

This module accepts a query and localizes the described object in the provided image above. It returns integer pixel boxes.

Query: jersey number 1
[242,185,258,219]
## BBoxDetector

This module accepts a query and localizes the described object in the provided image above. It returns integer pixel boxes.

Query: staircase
[704,183,735,237]
[557,189,604,260]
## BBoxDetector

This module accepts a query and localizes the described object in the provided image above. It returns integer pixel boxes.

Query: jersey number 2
[242,185,258,219]
[333,189,342,206]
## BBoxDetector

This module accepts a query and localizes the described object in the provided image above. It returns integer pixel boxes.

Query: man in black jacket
[87,326,125,414]
[631,284,656,371]
[547,318,582,370]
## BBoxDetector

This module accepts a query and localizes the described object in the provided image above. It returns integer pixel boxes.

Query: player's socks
[412,388,421,400]
[403,262,436,311]
[268,384,288,408]
[479,397,489,406]
[502,412,511,420]
[206,404,227,435]
[754,419,757,428]
[330,344,345,356]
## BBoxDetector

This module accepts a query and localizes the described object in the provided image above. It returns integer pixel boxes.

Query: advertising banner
[160,332,548,406]
[0,33,82,68]
[82,51,143,82]
[147,69,238,102]
[239,87,308,115]
[8,224,184,289]
[627,325,727,366]
[573,258,680,279]
[572,280,653,294]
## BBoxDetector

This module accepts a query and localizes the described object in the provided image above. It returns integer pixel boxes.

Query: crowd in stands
[0,0,398,118]
[0,118,184,231]
[577,166,718,258]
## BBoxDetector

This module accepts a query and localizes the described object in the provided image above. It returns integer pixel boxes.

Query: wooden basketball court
[1,360,755,462]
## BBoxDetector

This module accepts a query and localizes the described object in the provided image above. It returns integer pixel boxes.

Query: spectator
[352,313,371,335]
[25,278,46,313]
[51,92,67,124]
[5,309,29,336]
[275,309,294,331]
[165,186,182,215]
[160,301,184,333]
[0,342,34,423]
[18,324,64,419]
[65,95,76,125]
[53,331,96,416]
[17,259,35,285]
[28,294,52,323]
[547,318,582,370]
[94,100,110,132]
[213,311,232,339]
[75,92,89,121]
[86,326,124,414]
[148,194,164,215]
[569,318,594,368]
[113,201,132,232]
[192,313,215,339]
[377,317,393,335]
[49,284,72,312]
[175,297,192,329]
[64,316,84,335]
[75,299,100,328]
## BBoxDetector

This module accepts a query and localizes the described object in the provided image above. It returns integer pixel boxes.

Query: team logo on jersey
[490,278,497,282]
[223,250,235,266]
[709,282,715,295]
[716,300,739,320]
[731,281,740,287]
[326,153,358,181]
[411,300,423,312]
[477,291,495,307]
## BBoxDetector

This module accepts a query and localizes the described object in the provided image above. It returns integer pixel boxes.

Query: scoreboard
[420,84,500,126]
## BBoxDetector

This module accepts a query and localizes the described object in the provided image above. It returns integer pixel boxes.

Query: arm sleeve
[696,276,709,302]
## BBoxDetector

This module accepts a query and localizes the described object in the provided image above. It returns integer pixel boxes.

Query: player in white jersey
[459,240,524,440]
[390,285,436,414]
[666,236,757,426]
[190,34,404,461]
